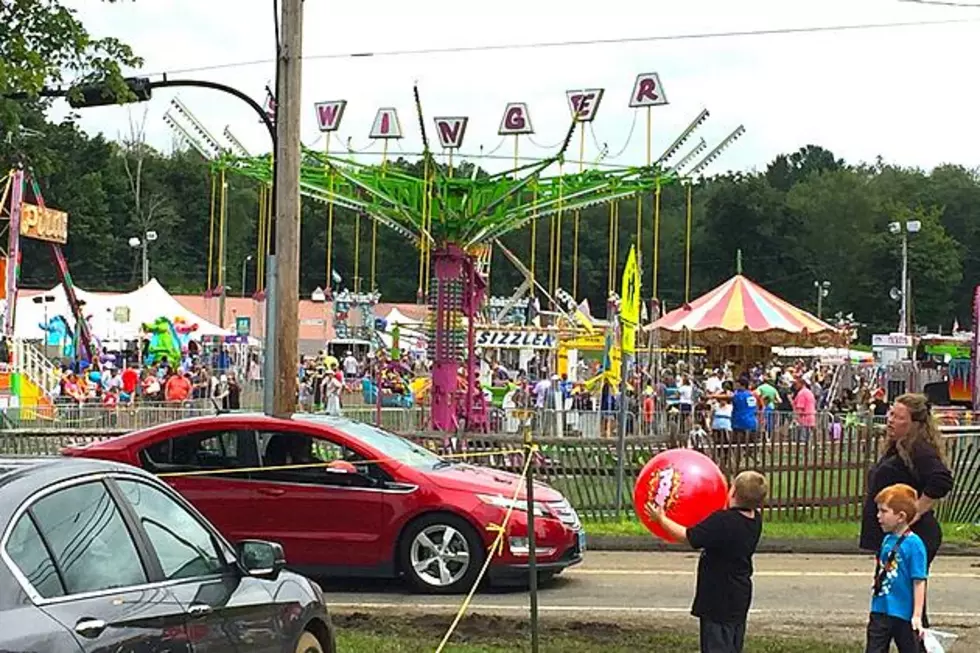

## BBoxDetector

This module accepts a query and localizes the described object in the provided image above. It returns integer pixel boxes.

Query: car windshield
[297,415,442,469]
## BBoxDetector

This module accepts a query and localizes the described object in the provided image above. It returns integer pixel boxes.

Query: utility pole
[272,0,303,416]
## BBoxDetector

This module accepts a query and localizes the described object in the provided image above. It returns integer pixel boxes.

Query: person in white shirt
[705,370,723,395]
[342,351,360,380]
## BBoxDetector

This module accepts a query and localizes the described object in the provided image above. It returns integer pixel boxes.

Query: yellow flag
[620,245,640,354]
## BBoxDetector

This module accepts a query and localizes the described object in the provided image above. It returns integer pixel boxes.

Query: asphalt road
[322,551,980,644]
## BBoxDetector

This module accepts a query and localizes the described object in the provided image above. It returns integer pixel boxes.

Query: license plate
[577,530,587,553]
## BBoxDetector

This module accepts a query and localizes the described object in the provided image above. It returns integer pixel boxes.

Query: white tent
[380,306,427,352]
[15,278,234,342]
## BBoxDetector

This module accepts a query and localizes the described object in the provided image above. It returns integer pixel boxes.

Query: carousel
[645,274,843,367]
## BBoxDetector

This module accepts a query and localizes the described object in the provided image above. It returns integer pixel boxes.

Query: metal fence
[0,405,976,525]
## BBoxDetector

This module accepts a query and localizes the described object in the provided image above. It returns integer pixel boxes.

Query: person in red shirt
[165,371,193,403]
[121,365,139,399]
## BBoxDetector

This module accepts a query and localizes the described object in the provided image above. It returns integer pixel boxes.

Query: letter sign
[433,117,469,149]
[498,102,534,135]
[566,88,604,122]
[629,72,668,108]
[20,203,68,244]
[314,100,347,132]
[369,107,403,139]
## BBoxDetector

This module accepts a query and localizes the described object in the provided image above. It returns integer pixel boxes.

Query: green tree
[0,0,141,127]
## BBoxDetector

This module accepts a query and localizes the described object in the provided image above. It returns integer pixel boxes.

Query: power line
[146,17,980,77]
[899,0,980,7]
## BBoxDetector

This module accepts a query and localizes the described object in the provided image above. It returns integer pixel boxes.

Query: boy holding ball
[646,470,768,653]
[865,483,928,653]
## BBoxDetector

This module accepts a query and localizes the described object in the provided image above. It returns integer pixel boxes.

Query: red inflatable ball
[633,448,729,542]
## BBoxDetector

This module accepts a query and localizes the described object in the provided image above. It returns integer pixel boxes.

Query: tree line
[1,105,975,342]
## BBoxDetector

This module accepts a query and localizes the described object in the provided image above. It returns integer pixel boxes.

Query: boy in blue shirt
[866,483,928,653]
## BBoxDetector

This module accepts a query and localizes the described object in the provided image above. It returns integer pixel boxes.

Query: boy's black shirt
[687,507,763,623]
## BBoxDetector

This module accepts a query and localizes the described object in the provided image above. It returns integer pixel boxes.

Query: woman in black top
[859,393,953,564]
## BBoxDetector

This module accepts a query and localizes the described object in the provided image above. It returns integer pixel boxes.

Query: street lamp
[128,230,158,286]
[888,219,921,334]
[241,255,253,298]
[813,280,830,318]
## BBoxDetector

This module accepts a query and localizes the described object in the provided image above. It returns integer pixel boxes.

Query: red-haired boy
[866,483,928,653]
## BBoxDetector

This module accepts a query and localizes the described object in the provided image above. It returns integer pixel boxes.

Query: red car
[64,413,584,594]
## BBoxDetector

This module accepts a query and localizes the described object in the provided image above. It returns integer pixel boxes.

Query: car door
[250,429,385,572]
[4,478,193,653]
[112,477,282,653]
[141,428,262,542]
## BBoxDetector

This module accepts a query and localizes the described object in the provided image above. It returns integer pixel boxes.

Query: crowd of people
[51,349,261,412]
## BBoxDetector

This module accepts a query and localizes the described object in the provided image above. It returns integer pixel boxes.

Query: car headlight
[477,494,552,518]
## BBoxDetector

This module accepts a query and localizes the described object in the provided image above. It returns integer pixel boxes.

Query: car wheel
[400,513,485,594]
[296,631,323,653]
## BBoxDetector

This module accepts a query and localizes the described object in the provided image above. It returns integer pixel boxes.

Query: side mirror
[237,540,286,580]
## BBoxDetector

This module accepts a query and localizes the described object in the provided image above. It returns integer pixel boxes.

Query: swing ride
[169,73,744,432]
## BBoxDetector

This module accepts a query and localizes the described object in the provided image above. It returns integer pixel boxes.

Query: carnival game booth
[646,274,841,368]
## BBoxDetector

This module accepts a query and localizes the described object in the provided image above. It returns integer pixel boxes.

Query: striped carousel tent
[645,275,841,348]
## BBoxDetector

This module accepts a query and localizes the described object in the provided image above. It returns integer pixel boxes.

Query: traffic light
[68,76,152,109]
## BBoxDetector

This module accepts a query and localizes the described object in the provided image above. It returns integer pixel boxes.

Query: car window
[30,481,147,595]
[5,514,65,599]
[255,431,378,487]
[116,479,225,580]
[296,415,442,470]
[140,430,257,474]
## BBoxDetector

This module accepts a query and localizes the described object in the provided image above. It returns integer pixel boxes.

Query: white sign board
[476,329,557,350]
[871,333,914,348]
[629,72,669,107]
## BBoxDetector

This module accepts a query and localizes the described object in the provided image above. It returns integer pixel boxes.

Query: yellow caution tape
[158,447,527,478]
[435,444,538,653]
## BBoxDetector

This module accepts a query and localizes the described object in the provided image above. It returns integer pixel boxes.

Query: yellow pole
[554,161,564,301]
[685,181,693,304]
[530,181,537,291]
[207,172,217,291]
[607,201,615,294]
[354,210,361,294]
[373,140,387,292]
[424,168,433,299]
[639,106,650,276]
[448,149,454,178]
[651,180,662,301]
[218,169,227,291]
[256,184,266,291]
[325,133,335,294]
[417,158,429,302]
[572,126,585,300]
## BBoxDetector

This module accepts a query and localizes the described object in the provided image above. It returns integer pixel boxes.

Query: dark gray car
[0,457,335,652]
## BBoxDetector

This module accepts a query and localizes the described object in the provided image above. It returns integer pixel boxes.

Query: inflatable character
[39,315,74,359]
[171,316,199,350]
[142,317,182,367]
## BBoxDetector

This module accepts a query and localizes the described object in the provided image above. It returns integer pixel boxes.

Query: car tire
[296,631,323,653]
[399,513,485,594]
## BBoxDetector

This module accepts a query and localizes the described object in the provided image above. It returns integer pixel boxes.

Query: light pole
[241,255,253,298]
[128,230,158,286]
[813,280,830,318]
[889,219,921,334]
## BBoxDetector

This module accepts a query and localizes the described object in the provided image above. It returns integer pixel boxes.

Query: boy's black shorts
[699,618,746,653]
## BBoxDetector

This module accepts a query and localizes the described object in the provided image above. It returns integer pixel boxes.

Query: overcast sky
[58,0,980,176]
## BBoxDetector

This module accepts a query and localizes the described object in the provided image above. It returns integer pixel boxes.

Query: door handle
[257,487,286,497]
[74,618,107,638]
[187,603,214,618]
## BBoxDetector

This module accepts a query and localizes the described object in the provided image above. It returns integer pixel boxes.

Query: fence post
[518,409,539,653]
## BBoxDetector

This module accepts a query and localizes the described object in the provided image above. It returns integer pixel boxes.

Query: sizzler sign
[475,330,557,349]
